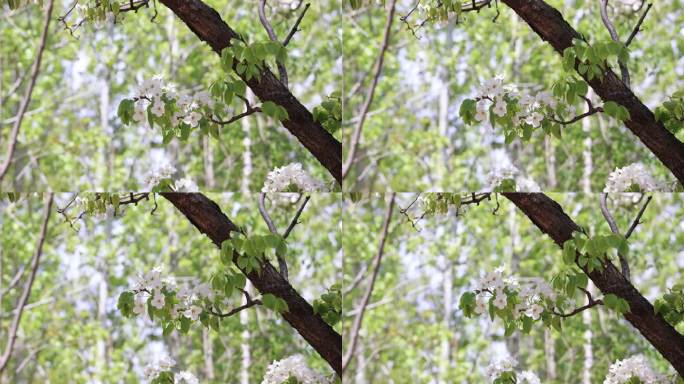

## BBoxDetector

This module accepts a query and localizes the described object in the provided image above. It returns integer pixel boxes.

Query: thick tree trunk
[501,0,684,184]
[158,0,342,184]
[503,193,684,376]
[160,193,342,376]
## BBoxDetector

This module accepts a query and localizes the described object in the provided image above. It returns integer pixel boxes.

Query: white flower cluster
[262,163,326,193]
[485,356,518,380]
[485,163,541,192]
[603,355,665,384]
[485,357,541,384]
[143,163,198,192]
[143,355,175,381]
[604,163,666,193]
[132,75,213,129]
[143,354,199,384]
[261,355,328,384]
[131,266,217,322]
[475,266,555,320]
[475,76,556,128]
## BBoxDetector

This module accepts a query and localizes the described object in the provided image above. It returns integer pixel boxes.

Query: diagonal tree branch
[500,0,684,184]
[157,0,342,184]
[503,192,684,376]
[0,0,54,183]
[159,193,341,376]
[342,0,397,181]
[341,193,395,374]
[0,193,53,374]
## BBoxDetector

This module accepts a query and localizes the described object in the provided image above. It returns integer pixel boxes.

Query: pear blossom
[185,305,202,321]
[528,304,543,320]
[262,163,326,193]
[604,163,666,193]
[519,370,542,384]
[603,355,664,384]
[175,371,199,384]
[475,109,488,122]
[486,357,518,380]
[493,293,508,309]
[151,291,165,309]
[493,100,507,117]
[184,111,202,128]
[151,99,165,117]
[261,354,328,384]
[133,296,147,315]
[527,111,543,127]
[172,178,199,192]
[475,297,487,314]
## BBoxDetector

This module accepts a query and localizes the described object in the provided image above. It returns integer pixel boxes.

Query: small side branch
[599,193,629,279]
[551,96,603,125]
[283,195,311,239]
[209,289,261,318]
[625,195,652,239]
[599,0,631,87]
[258,193,287,280]
[551,287,604,318]
[283,3,311,46]
[258,0,289,87]
[625,3,652,47]
[209,96,261,126]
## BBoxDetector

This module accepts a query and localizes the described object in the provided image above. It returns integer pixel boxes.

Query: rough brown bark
[503,193,684,376]
[160,193,342,376]
[158,0,342,184]
[501,0,684,184]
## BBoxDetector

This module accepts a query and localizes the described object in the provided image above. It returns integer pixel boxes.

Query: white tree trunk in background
[240,283,252,384]
[439,257,453,383]
[202,328,215,379]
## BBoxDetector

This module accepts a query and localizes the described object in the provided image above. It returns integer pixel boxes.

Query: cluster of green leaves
[210,268,248,303]
[220,233,288,274]
[117,95,208,145]
[313,284,341,326]
[562,231,629,273]
[550,268,589,298]
[117,287,200,335]
[221,38,288,82]
[654,284,684,329]
[655,90,684,134]
[459,95,559,144]
[459,288,562,336]
[150,371,174,384]
[562,38,630,82]
[313,92,342,134]
[421,193,463,215]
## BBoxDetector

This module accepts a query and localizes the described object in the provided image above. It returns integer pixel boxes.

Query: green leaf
[562,241,576,265]
[220,241,233,265]
[117,291,134,317]
[117,99,135,125]
[604,293,618,309]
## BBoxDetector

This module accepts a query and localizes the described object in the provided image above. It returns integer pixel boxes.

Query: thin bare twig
[0,193,53,373]
[283,3,311,46]
[599,0,631,87]
[341,0,397,180]
[625,195,652,239]
[551,287,604,318]
[599,193,629,279]
[341,193,395,374]
[257,193,287,280]
[258,0,289,87]
[283,195,310,239]
[625,3,652,47]
[0,0,55,182]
